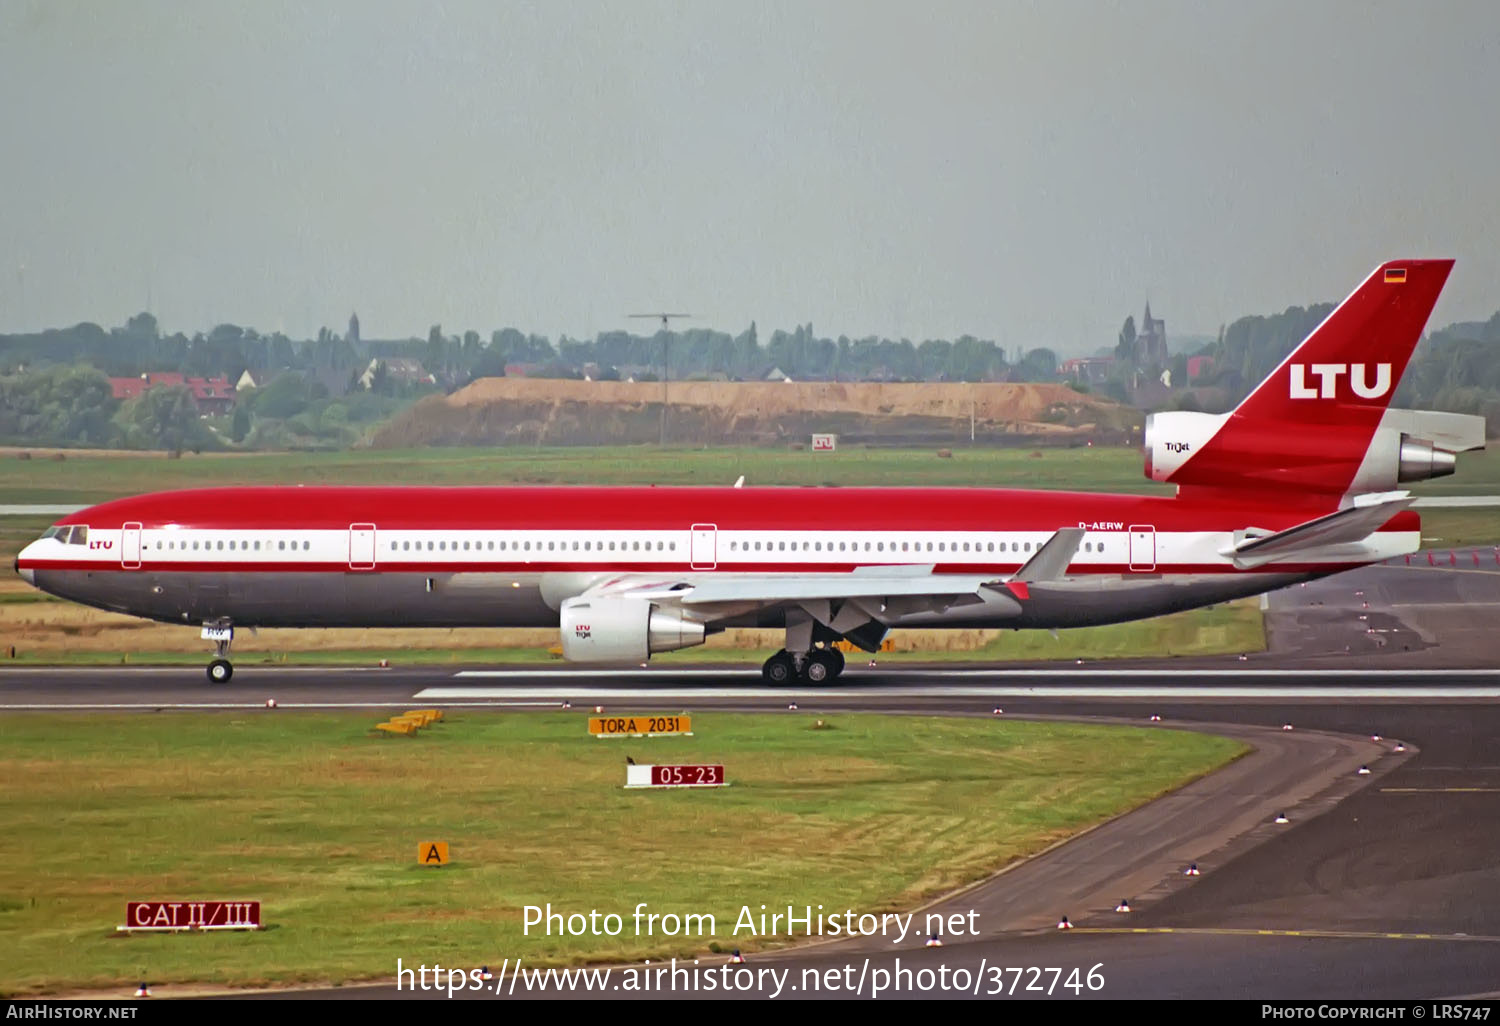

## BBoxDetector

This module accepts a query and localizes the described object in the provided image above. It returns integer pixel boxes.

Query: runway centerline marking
[1380,787,1500,793]
[1071,927,1500,943]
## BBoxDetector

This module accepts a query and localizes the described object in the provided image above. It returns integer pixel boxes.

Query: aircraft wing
[1219,491,1416,568]
[635,574,1006,606]
[578,569,1022,652]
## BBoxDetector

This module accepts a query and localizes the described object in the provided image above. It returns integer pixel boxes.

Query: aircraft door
[1128,524,1156,571]
[122,522,142,570]
[690,523,717,570]
[349,523,377,571]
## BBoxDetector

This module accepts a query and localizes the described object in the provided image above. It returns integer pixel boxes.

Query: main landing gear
[761,645,845,683]
[203,622,234,684]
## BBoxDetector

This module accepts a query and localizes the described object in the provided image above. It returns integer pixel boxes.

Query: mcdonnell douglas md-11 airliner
[14,260,1485,683]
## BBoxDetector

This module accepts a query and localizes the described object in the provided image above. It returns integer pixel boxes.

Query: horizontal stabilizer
[1381,408,1487,453]
[1011,528,1085,583]
[1219,491,1415,567]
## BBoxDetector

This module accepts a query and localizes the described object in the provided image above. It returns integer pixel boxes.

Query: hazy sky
[2,0,1497,352]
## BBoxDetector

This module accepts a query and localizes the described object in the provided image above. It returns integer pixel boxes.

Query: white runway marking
[0,666,395,675]
[2,701,557,711]
[452,667,1500,679]
[418,685,1500,700]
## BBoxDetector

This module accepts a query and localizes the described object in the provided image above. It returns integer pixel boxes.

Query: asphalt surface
[1265,555,1500,666]
[5,562,1499,1001]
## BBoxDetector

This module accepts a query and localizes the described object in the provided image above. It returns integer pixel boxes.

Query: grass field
[0,599,1267,667]
[0,444,1165,504]
[0,711,1245,994]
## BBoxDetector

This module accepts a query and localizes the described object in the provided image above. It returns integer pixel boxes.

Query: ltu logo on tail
[1288,363,1391,400]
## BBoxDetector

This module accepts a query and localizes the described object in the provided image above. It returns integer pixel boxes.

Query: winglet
[1012,528,1086,583]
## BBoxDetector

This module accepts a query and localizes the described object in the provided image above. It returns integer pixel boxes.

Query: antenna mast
[629,313,692,446]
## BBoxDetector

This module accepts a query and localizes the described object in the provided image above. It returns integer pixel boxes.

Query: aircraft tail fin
[1145,259,1455,498]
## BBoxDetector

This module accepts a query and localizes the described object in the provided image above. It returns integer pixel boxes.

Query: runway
[5,661,1499,999]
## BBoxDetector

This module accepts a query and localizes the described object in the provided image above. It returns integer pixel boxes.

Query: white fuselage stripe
[23,524,1421,572]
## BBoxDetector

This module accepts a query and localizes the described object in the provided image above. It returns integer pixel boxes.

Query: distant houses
[1061,356,1116,384]
[358,357,437,389]
[108,373,236,414]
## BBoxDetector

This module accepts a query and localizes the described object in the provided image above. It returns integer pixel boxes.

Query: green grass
[2,440,1494,507]
[0,445,1164,505]
[1417,509,1500,548]
[0,711,1245,994]
[960,600,1265,661]
[1409,445,1500,494]
[0,516,53,573]
[0,599,1268,668]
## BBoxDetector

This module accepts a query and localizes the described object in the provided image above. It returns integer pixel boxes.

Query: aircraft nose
[15,545,36,585]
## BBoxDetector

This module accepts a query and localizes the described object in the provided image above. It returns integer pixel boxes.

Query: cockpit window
[41,526,62,540]
[68,526,88,545]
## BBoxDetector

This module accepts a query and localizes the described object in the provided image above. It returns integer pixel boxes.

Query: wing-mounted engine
[559,596,705,663]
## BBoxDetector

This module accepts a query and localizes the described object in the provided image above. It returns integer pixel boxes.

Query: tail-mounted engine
[1144,409,1478,492]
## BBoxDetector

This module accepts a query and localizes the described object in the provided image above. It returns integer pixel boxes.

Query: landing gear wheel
[207,658,233,684]
[828,648,845,678]
[802,650,837,683]
[762,651,796,684]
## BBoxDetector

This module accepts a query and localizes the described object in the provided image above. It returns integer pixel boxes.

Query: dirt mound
[371,379,1141,448]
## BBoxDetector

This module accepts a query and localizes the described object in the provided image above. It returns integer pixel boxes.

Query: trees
[231,404,251,443]
[425,325,447,381]
[0,365,118,445]
[114,385,213,455]
[1116,316,1137,362]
